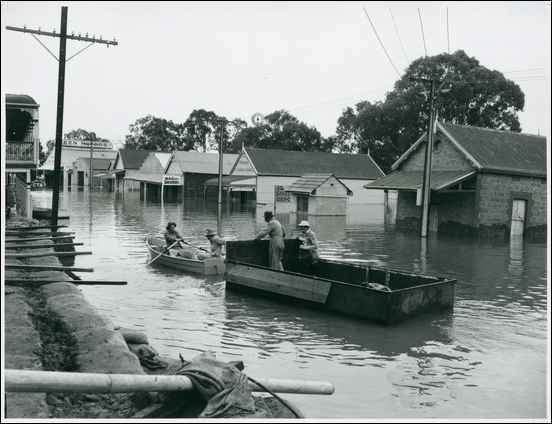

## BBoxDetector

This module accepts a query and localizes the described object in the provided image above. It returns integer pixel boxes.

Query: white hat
[298,220,310,227]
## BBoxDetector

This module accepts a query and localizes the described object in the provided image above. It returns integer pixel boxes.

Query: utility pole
[420,79,436,238]
[217,121,225,236]
[89,139,93,190]
[7,6,118,226]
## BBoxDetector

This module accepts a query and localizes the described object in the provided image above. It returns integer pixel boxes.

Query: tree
[182,109,220,152]
[125,115,189,151]
[336,50,525,172]
[231,110,333,152]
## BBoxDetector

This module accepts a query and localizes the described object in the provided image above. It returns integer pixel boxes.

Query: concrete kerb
[5,217,145,417]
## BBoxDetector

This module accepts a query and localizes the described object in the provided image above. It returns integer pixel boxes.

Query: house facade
[5,94,41,218]
[40,138,117,189]
[227,147,385,216]
[276,174,352,216]
[365,122,547,241]
[164,151,240,199]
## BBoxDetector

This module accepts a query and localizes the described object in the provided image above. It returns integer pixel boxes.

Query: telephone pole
[410,77,437,238]
[7,6,118,226]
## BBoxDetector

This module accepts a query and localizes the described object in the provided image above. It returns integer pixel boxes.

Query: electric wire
[362,7,402,78]
[389,8,410,65]
[418,8,428,57]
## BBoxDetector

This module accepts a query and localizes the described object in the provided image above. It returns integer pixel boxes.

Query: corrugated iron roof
[285,174,352,195]
[118,149,151,170]
[203,175,255,187]
[364,170,476,191]
[440,123,546,177]
[72,158,112,170]
[168,151,239,175]
[6,94,39,107]
[245,148,384,179]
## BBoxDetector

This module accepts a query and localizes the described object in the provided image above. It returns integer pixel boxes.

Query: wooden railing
[6,140,36,163]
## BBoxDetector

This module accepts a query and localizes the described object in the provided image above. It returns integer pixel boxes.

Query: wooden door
[297,195,309,214]
[510,199,527,237]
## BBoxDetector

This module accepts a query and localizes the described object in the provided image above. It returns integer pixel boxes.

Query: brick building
[365,122,547,241]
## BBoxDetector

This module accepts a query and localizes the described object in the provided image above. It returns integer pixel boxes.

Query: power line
[362,7,402,78]
[446,7,450,54]
[417,8,428,57]
[389,8,410,65]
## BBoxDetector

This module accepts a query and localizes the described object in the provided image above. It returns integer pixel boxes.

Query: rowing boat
[225,239,456,324]
[146,236,225,275]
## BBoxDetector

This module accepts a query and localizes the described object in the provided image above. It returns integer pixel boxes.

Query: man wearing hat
[297,220,319,270]
[255,210,286,270]
[198,228,226,259]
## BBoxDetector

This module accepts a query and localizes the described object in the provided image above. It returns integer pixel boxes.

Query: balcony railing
[6,139,37,163]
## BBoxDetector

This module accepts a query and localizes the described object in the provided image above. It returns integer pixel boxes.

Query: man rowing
[163,222,197,259]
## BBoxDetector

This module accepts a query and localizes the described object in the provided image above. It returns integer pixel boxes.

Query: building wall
[257,176,299,214]
[344,179,384,204]
[476,173,547,240]
[399,136,473,172]
[309,196,348,215]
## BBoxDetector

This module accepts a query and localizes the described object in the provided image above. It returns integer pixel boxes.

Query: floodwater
[31,189,548,419]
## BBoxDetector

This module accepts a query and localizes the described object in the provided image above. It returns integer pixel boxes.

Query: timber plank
[5,243,84,250]
[5,264,93,272]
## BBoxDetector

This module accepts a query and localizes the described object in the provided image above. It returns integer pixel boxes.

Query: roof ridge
[442,121,545,139]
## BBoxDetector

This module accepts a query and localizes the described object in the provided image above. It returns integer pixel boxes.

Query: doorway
[510,199,527,238]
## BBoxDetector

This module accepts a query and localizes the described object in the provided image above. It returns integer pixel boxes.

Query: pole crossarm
[6,26,118,45]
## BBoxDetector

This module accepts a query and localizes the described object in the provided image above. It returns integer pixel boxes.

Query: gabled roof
[364,170,476,191]
[286,174,353,195]
[6,94,39,108]
[244,148,385,179]
[393,122,547,178]
[116,149,151,170]
[72,158,112,171]
[166,151,239,175]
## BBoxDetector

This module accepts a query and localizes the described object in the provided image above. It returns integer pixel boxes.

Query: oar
[5,369,334,395]
[179,239,209,253]
[147,239,181,265]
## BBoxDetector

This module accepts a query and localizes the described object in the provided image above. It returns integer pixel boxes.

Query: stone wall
[476,173,547,240]
[399,135,473,172]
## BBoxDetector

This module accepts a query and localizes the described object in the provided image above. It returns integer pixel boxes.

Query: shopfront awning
[204,175,256,191]
[364,170,476,191]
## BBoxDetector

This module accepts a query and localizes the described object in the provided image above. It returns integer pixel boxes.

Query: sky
[2,1,551,149]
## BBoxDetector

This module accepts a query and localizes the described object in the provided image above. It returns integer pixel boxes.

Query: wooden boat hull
[225,240,456,324]
[146,237,225,275]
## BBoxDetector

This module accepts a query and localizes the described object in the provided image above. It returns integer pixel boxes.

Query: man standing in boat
[296,220,319,272]
[198,228,226,259]
[255,211,286,271]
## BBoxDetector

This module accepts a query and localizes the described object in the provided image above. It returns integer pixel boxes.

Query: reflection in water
[30,190,548,419]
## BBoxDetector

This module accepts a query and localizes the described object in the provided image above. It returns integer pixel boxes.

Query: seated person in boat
[164,222,197,259]
[197,228,225,260]
[255,211,286,271]
[296,220,319,271]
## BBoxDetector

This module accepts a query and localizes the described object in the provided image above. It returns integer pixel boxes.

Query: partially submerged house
[164,151,240,198]
[224,147,384,215]
[110,149,173,200]
[365,122,547,241]
[276,174,353,215]
[70,157,113,189]
[5,94,41,218]
[40,139,117,188]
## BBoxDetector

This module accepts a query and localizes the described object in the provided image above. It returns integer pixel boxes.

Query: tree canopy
[231,110,335,153]
[125,115,189,151]
[335,50,525,172]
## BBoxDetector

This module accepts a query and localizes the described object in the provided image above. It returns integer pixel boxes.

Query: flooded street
[32,189,548,419]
